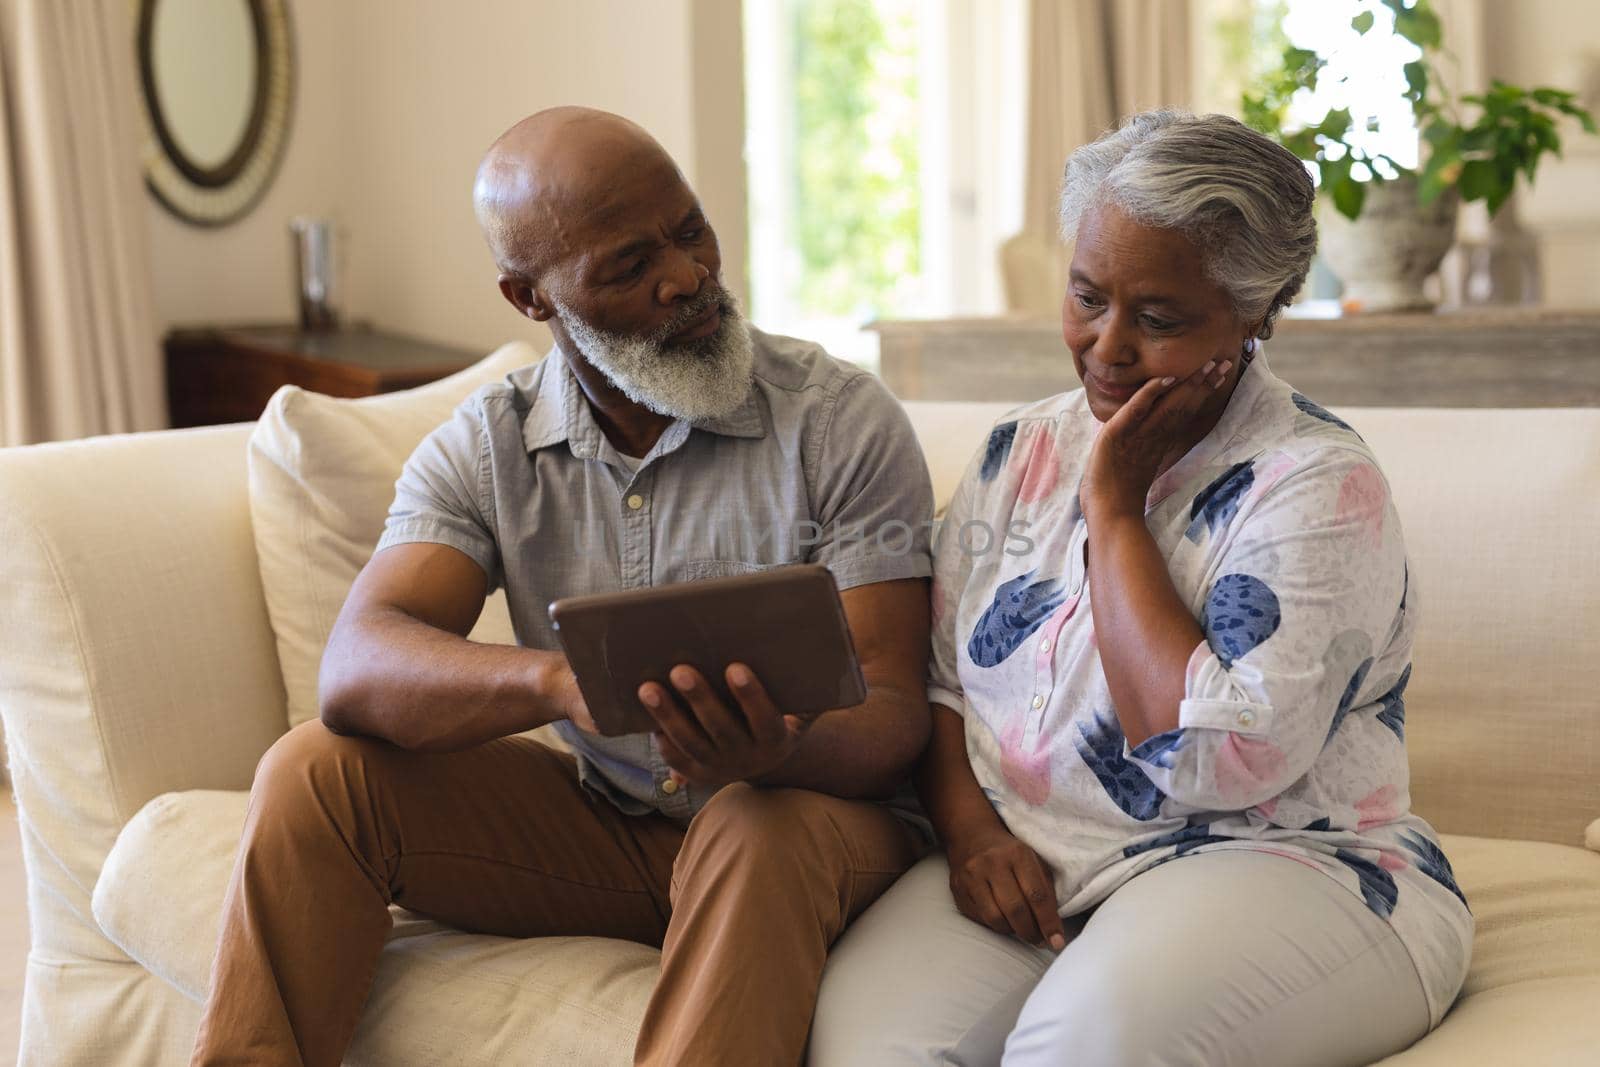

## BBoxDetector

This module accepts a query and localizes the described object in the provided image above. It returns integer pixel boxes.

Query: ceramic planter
[1318,176,1459,312]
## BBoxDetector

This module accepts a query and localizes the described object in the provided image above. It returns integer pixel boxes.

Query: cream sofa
[2,347,1597,1066]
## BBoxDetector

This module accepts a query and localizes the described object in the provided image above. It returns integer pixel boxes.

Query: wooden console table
[870,308,1600,407]
[165,324,482,427]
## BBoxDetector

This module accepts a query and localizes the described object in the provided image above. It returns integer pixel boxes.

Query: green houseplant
[1241,0,1597,311]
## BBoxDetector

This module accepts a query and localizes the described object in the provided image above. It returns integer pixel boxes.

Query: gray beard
[554,289,755,422]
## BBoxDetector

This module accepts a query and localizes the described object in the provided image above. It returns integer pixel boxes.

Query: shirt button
[1040,639,1052,653]
[660,777,679,795]
[1031,694,1044,709]
[1237,710,1256,728]
[627,494,645,511]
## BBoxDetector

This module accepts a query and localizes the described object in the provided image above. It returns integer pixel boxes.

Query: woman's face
[1063,202,1253,424]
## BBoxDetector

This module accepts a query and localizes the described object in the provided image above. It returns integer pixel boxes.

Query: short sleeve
[374,395,503,593]
[1124,449,1410,810]
[805,372,934,591]
[926,446,986,716]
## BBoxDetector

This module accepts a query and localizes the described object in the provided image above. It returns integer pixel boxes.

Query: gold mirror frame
[135,0,295,227]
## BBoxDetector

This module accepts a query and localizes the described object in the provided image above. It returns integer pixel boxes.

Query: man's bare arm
[318,543,578,751]
[752,577,932,798]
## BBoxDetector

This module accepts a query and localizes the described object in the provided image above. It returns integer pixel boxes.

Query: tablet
[547,564,867,737]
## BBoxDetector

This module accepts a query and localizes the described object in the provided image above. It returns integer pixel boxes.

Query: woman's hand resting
[947,821,1067,950]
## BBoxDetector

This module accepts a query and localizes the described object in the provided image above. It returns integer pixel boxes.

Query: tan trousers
[189,720,923,1067]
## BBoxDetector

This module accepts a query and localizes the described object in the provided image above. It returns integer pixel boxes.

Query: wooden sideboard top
[869,307,1600,336]
[867,308,1600,406]
[166,323,481,373]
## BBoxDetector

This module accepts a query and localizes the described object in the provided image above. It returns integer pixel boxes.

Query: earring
[1240,337,1256,364]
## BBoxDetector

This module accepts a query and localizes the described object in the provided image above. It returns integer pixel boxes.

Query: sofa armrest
[0,423,286,951]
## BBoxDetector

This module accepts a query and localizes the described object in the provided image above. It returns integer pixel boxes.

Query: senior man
[189,107,934,1067]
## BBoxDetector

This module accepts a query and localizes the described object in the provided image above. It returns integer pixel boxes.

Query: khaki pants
[190,720,923,1067]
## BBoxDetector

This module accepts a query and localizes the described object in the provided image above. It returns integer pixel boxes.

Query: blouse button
[627,494,645,511]
[1031,694,1044,710]
[1040,639,1052,653]
[1237,710,1257,728]
[660,777,679,795]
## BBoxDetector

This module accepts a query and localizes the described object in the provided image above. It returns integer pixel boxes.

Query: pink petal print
[1254,797,1279,819]
[1035,594,1080,665]
[999,717,1053,806]
[1016,425,1060,504]
[1355,784,1401,831]
[1245,451,1299,506]
[1336,463,1387,548]
[1378,851,1408,872]
[1213,734,1288,807]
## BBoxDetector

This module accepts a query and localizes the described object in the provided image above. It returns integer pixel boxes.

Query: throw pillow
[248,341,541,728]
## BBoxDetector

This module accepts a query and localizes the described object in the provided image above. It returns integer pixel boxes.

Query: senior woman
[810,110,1472,1066]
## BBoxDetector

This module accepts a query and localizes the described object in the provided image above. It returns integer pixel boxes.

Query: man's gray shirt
[374,329,935,820]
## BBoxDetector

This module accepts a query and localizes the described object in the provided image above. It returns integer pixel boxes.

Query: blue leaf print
[1302,817,1333,832]
[1185,461,1255,543]
[966,570,1066,668]
[1292,393,1362,438]
[1074,710,1165,821]
[1376,664,1411,741]
[979,421,1018,482]
[1201,574,1281,668]
[1326,656,1375,743]
[1336,848,1398,919]
[1400,562,1409,613]
[1398,831,1469,912]
[1123,822,1229,859]
[1129,728,1188,770]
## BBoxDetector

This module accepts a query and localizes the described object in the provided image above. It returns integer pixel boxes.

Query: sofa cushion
[92,789,660,1065]
[247,343,541,729]
[92,789,1599,1065]
[1375,834,1600,1065]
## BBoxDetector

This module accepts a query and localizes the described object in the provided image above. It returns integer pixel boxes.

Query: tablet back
[547,564,867,735]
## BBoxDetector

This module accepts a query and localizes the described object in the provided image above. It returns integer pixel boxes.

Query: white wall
[145,0,347,331]
[145,0,747,356]
[1484,0,1600,308]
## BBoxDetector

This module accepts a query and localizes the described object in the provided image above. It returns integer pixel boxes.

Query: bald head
[473,107,683,282]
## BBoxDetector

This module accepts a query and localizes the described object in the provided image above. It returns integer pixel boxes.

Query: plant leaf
[1457,159,1496,202]
[1331,175,1366,220]
[1352,10,1375,34]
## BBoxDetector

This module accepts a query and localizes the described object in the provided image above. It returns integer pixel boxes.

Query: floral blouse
[928,350,1473,1026]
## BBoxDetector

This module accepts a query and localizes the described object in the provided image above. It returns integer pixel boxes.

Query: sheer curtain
[1001,0,1195,314]
[0,0,165,447]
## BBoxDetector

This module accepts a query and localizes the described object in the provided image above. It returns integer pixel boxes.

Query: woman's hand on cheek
[1080,357,1232,520]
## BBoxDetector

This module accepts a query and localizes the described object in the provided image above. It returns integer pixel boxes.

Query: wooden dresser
[164,324,481,427]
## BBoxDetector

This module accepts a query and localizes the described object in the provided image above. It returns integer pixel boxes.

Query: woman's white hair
[1058,109,1316,340]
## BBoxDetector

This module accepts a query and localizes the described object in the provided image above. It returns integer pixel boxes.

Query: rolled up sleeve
[1125,451,1408,810]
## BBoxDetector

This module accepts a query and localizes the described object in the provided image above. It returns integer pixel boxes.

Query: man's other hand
[548,662,601,735]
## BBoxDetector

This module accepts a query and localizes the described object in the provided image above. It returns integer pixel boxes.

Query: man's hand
[947,820,1067,950]
[638,663,808,788]
[1080,356,1233,519]
[544,661,601,735]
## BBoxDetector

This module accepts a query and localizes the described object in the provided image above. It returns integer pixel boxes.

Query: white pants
[810,849,1431,1067]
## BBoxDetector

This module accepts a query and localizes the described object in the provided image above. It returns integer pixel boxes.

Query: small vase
[1318,176,1459,313]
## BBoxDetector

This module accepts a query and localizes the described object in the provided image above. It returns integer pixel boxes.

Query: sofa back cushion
[901,401,1600,849]
[248,343,540,728]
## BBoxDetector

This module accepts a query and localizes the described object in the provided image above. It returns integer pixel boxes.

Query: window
[1202,0,1423,177]
[744,0,1025,365]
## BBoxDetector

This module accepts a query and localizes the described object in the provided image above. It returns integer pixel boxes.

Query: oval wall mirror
[136,0,295,227]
